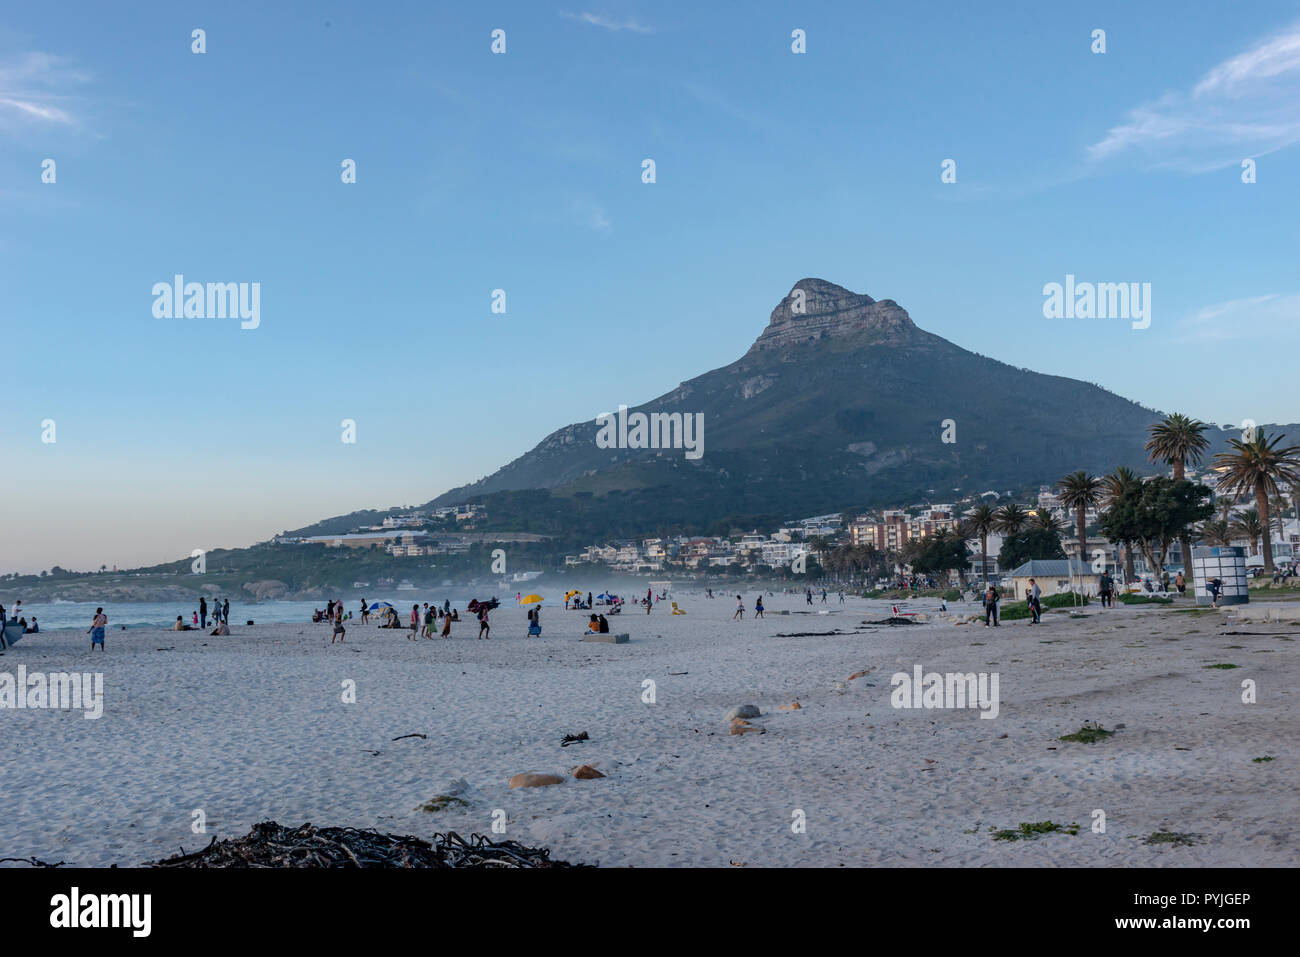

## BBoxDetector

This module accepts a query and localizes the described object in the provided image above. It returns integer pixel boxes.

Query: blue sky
[3,1,1299,572]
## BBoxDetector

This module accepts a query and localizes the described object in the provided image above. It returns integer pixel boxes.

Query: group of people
[890,574,941,591]
[0,600,37,650]
[802,587,844,604]
[316,597,473,643]
[732,594,767,619]
[565,592,596,610]
[176,596,231,634]
[1266,562,1298,583]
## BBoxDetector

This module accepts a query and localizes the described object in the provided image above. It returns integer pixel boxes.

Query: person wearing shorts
[733,595,743,620]
[90,607,107,650]
[332,618,346,643]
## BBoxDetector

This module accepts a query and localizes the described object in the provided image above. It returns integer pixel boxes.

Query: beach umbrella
[367,601,393,612]
[520,594,544,605]
[596,593,616,601]
[564,590,583,601]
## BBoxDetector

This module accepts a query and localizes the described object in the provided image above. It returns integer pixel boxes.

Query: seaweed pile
[149,821,585,868]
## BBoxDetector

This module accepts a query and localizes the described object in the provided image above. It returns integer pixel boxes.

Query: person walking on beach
[332,615,346,644]
[755,595,765,618]
[645,587,653,614]
[1027,578,1042,625]
[89,607,107,651]
[733,595,744,620]
[409,604,420,640]
[477,604,491,639]
[982,586,999,627]
[441,610,452,638]
[360,599,369,624]
[806,587,813,605]
[222,598,230,625]
[199,596,208,629]
[820,588,827,603]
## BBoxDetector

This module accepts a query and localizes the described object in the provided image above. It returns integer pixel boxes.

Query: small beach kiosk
[1191,546,1249,606]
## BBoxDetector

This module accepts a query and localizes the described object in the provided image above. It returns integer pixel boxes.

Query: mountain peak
[747,279,917,354]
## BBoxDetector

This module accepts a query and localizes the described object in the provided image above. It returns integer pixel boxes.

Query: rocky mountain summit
[747,279,918,354]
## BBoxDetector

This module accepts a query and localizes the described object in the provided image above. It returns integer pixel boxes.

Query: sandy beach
[2,591,1294,868]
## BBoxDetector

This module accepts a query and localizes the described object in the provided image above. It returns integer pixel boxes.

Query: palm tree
[1057,471,1104,570]
[1213,431,1300,573]
[1031,509,1065,534]
[1198,519,1232,547]
[1101,466,1141,581]
[1229,508,1263,555]
[1269,492,1289,544]
[1101,466,1141,504]
[1146,414,1210,586]
[994,503,1030,536]
[962,503,999,586]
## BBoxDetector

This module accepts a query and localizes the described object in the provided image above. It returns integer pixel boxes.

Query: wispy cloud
[1179,292,1300,341]
[560,11,655,34]
[0,51,91,135]
[1088,22,1300,172]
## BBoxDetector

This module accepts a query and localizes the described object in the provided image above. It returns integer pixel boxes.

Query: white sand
[2,593,1295,867]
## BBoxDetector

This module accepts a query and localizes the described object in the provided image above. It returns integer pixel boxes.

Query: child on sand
[755,596,765,618]
[734,595,743,620]
[332,617,346,643]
